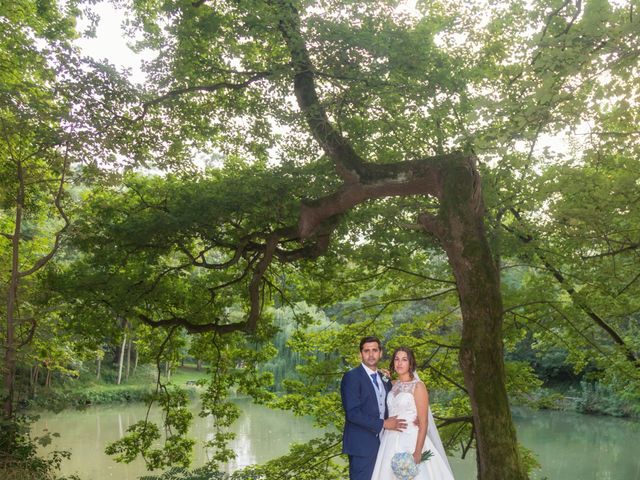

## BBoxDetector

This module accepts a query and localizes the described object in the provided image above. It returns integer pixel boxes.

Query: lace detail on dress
[391,379,420,397]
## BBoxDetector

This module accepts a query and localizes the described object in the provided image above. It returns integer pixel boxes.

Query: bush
[0,416,80,480]
[27,385,154,411]
[570,381,639,417]
[139,466,263,480]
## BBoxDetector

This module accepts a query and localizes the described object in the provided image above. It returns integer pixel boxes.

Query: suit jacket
[341,364,392,457]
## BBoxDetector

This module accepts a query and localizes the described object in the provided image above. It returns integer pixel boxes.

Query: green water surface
[32,400,640,479]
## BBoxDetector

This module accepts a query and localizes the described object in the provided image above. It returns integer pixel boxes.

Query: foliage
[106,385,195,469]
[0,416,79,480]
[138,465,265,480]
[196,329,278,466]
[27,384,155,411]
[139,466,226,480]
[0,0,153,425]
[570,381,640,418]
[4,0,640,477]
[234,432,345,479]
[517,444,541,478]
[261,303,328,391]
[22,364,204,411]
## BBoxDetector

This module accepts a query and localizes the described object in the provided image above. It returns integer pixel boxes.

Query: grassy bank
[23,364,209,411]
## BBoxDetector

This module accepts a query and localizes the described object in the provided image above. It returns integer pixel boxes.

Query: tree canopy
[2,0,639,479]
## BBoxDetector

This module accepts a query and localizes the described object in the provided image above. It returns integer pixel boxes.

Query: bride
[371,347,455,480]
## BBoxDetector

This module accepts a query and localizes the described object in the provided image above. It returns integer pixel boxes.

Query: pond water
[32,399,640,479]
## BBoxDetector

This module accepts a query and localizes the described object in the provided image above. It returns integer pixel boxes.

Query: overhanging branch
[504,209,639,368]
[272,0,366,182]
[135,71,272,121]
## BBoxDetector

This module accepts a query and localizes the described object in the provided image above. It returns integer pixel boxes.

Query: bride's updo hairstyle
[389,346,418,379]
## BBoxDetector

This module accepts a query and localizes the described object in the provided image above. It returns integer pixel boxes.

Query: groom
[341,336,407,480]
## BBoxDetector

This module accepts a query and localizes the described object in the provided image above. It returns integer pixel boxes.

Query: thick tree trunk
[96,357,102,381]
[2,289,17,418]
[2,320,17,419]
[420,160,526,480]
[294,154,527,479]
[196,359,203,371]
[257,5,527,477]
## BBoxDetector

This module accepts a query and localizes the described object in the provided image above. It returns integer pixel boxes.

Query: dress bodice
[372,378,456,480]
[388,379,420,424]
[371,379,454,480]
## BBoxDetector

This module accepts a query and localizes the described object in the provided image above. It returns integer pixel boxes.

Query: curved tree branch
[177,236,253,270]
[134,71,272,121]
[138,231,281,334]
[272,0,367,182]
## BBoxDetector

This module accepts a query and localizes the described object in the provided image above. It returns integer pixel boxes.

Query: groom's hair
[359,336,382,351]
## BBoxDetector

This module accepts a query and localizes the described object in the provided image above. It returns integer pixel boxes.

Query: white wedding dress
[371,379,455,480]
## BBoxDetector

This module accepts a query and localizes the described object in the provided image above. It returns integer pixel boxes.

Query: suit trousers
[348,453,377,480]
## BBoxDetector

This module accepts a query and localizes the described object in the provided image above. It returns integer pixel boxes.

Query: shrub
[571,381,637,417]
[0,416,80,480]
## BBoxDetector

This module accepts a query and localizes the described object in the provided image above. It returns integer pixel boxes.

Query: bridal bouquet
[391,450,434,480]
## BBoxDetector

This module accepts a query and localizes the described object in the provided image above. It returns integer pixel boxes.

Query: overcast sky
[73,0,571,160]
[76,2,150,83]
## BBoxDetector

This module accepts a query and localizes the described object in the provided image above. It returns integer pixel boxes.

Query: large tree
[55,0,639,478]
[80,0,521,476]
[0,0,80,421]
[0,0,147,422]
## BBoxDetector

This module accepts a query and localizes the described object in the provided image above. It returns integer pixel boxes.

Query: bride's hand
[413,451,421,464]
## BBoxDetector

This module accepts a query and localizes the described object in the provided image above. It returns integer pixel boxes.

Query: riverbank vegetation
[23,364,207,411]
[2,0,640,479]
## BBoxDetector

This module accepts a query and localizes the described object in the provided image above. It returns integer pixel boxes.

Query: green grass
[164,365,209,387]
[25,365,210,411]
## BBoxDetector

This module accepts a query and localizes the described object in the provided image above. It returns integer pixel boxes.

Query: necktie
[370,373,379,390]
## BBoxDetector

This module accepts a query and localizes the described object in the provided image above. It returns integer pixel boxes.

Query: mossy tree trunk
[2,161,24,421]
[294,152,527,479]
[420,161,525,479]
[2,150,68,418]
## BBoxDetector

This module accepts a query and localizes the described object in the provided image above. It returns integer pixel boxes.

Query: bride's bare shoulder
[414,380,428,393]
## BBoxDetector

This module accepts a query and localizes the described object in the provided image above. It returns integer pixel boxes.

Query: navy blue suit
[341,365,392,480]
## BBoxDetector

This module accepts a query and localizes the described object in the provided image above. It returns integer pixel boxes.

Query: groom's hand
[383,416,407,431]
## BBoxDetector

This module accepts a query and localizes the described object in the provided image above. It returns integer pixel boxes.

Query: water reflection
[32,401,640,479]
[33,397,323,479]
[513,407,640,480]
